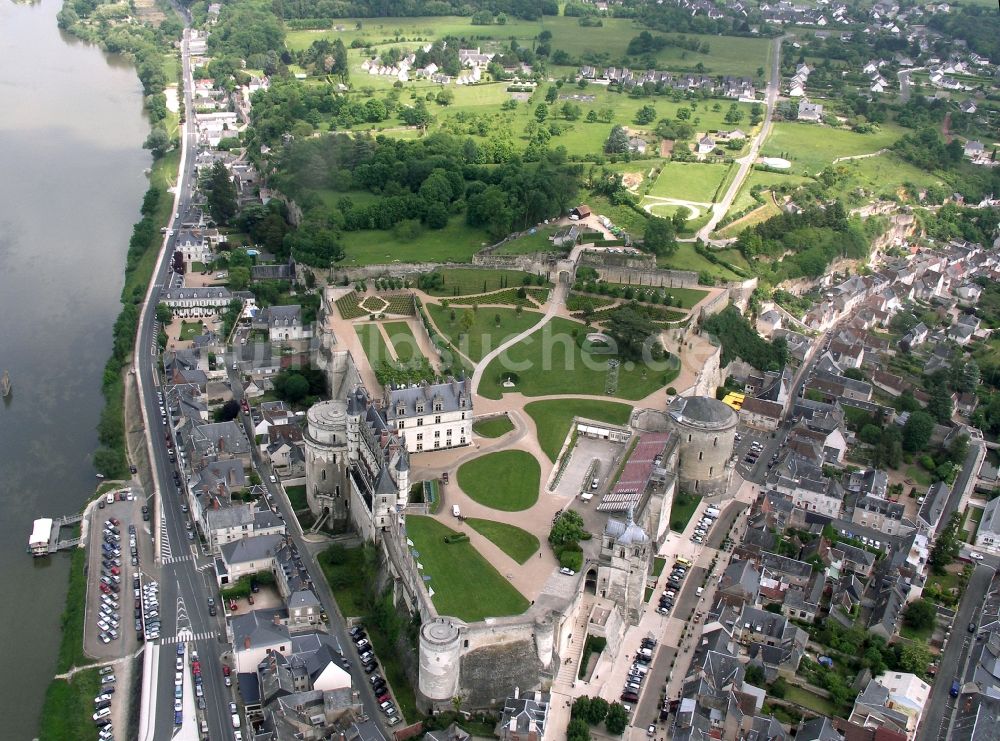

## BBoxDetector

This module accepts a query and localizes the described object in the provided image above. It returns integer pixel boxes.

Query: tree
[550,511,586,548]
[605,703,629,735]
[903,599,937,632]
[634,104,657,125]
[745,664,765,685]
[902,411,936,452]
[206,160,238,225]
[143,127,171,158]
[930,511,962,573]
[873,425,903,469]
[534,103,549,123]
[643,217,677,257]
[435,88,454,106]
[545,85,559,103]
[459,310,475,336]
[275,372,309,403]
[213,399,241,422]
[155,303,173,325]
[567,718,591,741]
[606,307,660,361]
[897,641,932,677]
[604,125,629,154]
[228,266,251,291]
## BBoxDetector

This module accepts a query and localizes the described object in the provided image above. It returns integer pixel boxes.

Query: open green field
[39,668,103,741]
[457,450,540,511]
[338,217,489,265]
[714,248,753,272]
[382,320,422,363]
[760,122,907,175]
[585,194,650,236]
[478,316,677,400]
[646,162,730,203]
[466,518,540,564]
[496,226,562,255]
[356,322,394,367]
[716,199,781,238]
[525,398,633,461]
[657,242,741,280]
[427,303,542,362]
[422,268,545,297]
[827,152,948,202]
[285,484,308,511]
[472,415,515,438]
[287,17,769,76]
[727,168,812,214]
[406,515,530,621]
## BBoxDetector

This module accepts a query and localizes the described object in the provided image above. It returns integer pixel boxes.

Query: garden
[524,398,633,462]
[405,516,530,621]
[426,303,543,362]
[465,518,540,564]
[472,415,515,439]
[456,450,541,512]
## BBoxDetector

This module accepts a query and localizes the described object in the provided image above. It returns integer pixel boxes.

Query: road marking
[159,631,216,645]
[161,554,193,565]
[159,516,172,560]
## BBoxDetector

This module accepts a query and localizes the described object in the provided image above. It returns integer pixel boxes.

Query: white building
[384,378,473,454]
[260,304,311,342]
[976,496,1000,553]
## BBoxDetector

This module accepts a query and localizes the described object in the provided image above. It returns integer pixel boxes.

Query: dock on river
[28,514,83,556]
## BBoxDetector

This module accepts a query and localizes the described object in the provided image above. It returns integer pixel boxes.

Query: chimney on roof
[273,612,281,625]
[244,636,251,649]
[218,436,225,453]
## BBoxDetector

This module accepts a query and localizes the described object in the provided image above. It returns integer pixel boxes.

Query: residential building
[496,690,549,741]
[976,496,1000,553]
[384,378,473,454]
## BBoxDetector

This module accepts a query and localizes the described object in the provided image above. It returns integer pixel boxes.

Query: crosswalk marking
[159,516,172,560]
[159,631,216,645]
[161,554,192,565]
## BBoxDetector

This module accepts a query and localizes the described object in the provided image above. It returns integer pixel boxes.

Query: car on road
[559,567,576,576]
[208,597,217,616]
[971,552,985,560]
[269,474,277,483]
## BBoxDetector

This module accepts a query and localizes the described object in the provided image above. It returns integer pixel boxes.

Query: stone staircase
[556,598,593,685]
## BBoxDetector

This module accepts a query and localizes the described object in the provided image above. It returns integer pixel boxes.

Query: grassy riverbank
[38,667,102,741]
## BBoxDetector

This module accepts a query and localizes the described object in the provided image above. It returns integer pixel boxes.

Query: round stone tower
[534,614,554,669]
[667,395,738,497]
[304,399,348,516]
[418,618,463,707]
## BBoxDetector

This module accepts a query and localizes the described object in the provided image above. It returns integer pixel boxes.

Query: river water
[0,0,149,736]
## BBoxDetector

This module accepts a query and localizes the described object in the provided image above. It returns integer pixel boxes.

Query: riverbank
[37,4,184,738]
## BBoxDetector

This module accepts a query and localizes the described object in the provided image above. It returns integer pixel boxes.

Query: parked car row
[691,509,717,545]
[96,518,125,643]
[620,637,656,703]
[350,625,401,727]
[142,580,160,641]
[93,666,117,738]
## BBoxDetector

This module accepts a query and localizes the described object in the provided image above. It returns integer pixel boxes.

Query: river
[0,0,149,736]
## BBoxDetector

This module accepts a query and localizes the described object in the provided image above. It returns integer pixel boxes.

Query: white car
[971,552,985,560]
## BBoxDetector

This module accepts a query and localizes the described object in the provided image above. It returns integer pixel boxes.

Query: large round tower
[667,395,738,496]
[418,618,463,708]
[304,399,349,517]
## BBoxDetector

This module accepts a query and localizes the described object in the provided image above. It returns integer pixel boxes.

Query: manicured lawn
[466,518,540,564]
[647,162,731,203]
[669,491,702,532]
[383,321,423,364]
[355,323,394,367]
[524,398,633,462]
[180,320,203,340]
[478,316,676,400]
[457,450,540,511]
[338,217,489,265]
[760,121,907,175]
[285,484,308,511]
[496,226,562,255]
[422,268,546,297]
[653,557,666,577]
[657,242,741,280]
[472,415,515,438]
[587,283,709,309]
[406,516,530,621]
[784,684,843,718]
[585,194,650,236]
[427,303,542,362]
[38,668,102,741]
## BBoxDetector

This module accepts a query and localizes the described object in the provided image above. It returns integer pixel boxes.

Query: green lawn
[714,248,753,272]
[472,415,515,438]
[338,217,489,265]
[56,548,94,673]
[427,303,542,362]
[524,398,633,462]
[422,268,546,297]
[457,450,540,511]
[180,320,203,340]
[669,491,702,532]
[383,321,423,364]
[406,516,530,621]
[355,323,394,367]
[285,484,308,511]
[826,152,947,203]
[646,162,731,203]
[38,668,102,741]
[496,226,563,255]
[760,122,907,175]
[585,283,709,309]
[784,684,843,718]
[478,316,676,400]
[466,518,540,564]
[657,242,741,280]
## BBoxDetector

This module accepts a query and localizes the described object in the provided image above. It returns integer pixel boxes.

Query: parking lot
[84,483,156,661]
[552,436,626,501]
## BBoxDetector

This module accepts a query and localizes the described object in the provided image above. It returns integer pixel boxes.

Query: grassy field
[657,242,741,280]
[338,217,489,265]
[427,303,542,362]
[179,320,203,340]
[55,548,94,673]
[472,415,515,438]
[38,668,103,741]
[478,316,676,400]
[647,162,730,203]
[406,515,530,621]
[714,247,753,272]
[356,322,394,367]
[422,268,546,297]
[285,484,308,511]
[382,321,423,363]
[716,199,781,238]
[496,226,562,255]
[827,152,948,202]
[760,122,907,175]
[669,491,702,532]
[784,684,843,718]
[457,450,540,511]
[524,398,633,461]
[466,518,540,564]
